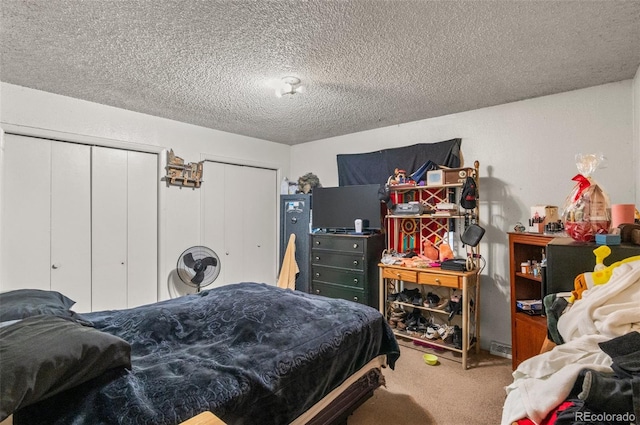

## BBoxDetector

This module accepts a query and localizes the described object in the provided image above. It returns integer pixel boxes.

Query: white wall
[2,79,637,351]
[0,82,291,301]
[291,80,637,350]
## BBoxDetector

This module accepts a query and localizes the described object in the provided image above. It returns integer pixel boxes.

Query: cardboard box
[425,170,443,186]
[443,167,474,185]
[595,233,621,246]
[516,299,542,311]
[531,205,559,226]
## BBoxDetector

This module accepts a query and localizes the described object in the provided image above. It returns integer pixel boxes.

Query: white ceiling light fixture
[276,76,304,98]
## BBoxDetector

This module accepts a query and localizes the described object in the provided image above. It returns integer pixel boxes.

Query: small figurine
[423,240,439,262]
[387,168,408,185]
[438,239,454,262]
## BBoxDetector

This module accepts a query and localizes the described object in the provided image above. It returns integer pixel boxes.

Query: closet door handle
[51,263,61,269]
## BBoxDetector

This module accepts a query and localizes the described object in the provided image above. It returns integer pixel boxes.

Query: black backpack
[460,176,477,210]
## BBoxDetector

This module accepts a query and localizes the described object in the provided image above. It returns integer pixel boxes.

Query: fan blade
[183,252,196,269]
[191,271,205,285]
[201,256,218,267]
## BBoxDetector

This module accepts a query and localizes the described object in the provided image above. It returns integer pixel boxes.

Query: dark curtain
[337,139,462,186]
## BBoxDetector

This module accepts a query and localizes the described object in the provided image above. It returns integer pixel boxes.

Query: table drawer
[311,281,366,305]
[312,236,365,253]
[311,266,365,288]
[381,267,417,283]
[311,251,364,271]
[417,272,461,289]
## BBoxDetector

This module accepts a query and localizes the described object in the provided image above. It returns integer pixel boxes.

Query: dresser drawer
[311,281,366,305]
[381,267,417,283]
[311,265,365,288]
[417,272,461,289]
[311,251,365,271]
[312,235,365,253]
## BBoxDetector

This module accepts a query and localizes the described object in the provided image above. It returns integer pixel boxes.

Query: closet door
[91,147,158,311]
[127,151,158,307]
[223,164,246,285]
[202,161,277,287]
[0,135,91,310]
[50,142,91,312]
[92,147,128,310]
[1,135,52,291]
[242,166,277,284]
[202,161,227,287]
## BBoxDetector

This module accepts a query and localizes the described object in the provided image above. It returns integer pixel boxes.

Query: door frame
[0,122,166,302]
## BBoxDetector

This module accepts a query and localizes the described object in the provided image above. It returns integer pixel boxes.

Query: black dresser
[546,236,640,295]
[310,233,385,309]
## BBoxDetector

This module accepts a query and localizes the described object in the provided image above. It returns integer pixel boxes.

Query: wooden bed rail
[179,411,226,425]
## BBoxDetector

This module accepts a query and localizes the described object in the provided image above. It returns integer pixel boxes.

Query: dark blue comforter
[15,282,399,425]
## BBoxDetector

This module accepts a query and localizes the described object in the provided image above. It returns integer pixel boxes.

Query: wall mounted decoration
[165,149,204,188]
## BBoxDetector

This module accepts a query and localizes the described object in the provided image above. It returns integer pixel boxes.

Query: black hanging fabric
[336,139,462,186]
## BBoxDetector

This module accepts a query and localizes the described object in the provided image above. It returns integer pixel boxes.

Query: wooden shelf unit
[380,160,481,369]
[379,264,479,369]
[508,232,553,369]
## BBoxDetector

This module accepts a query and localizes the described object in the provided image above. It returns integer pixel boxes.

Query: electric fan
[176,246,221,292]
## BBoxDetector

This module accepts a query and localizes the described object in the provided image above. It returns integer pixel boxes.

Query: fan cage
[177,246,221,290]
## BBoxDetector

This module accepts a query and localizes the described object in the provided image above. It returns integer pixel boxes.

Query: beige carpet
[349,339,514,425]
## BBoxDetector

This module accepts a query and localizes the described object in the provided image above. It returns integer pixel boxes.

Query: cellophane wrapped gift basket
[561,153,611,242]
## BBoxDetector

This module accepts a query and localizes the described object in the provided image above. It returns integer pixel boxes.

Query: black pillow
[0,289,79,322]
[0,315,131,420]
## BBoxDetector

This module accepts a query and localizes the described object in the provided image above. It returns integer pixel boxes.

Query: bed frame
[180,356,387,425]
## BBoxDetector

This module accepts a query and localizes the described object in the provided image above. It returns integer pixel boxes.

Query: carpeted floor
[349,339,514,424]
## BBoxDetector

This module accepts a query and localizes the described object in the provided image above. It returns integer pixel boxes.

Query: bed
[0,282,400,425]
[501,257,640,425]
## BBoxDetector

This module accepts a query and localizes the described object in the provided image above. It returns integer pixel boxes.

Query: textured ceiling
[1,1,639,145]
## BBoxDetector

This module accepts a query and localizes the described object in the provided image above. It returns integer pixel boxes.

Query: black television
[312,184,384,232]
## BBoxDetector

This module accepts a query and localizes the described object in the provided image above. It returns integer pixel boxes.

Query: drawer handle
[315,256,320,261]
[315,272,320,278]
[353,296,359,302]
[315,241,321,245]
[353,243,359,249]
[396,273,401,278]
[353,260,359,266]
[315,289,321,294]
[435,278,440,283]
[353,278,359,284]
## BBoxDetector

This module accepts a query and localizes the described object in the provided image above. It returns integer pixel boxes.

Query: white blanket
[501,260,640,425]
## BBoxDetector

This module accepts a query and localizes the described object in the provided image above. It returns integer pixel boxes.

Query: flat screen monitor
[312,184,383,232]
